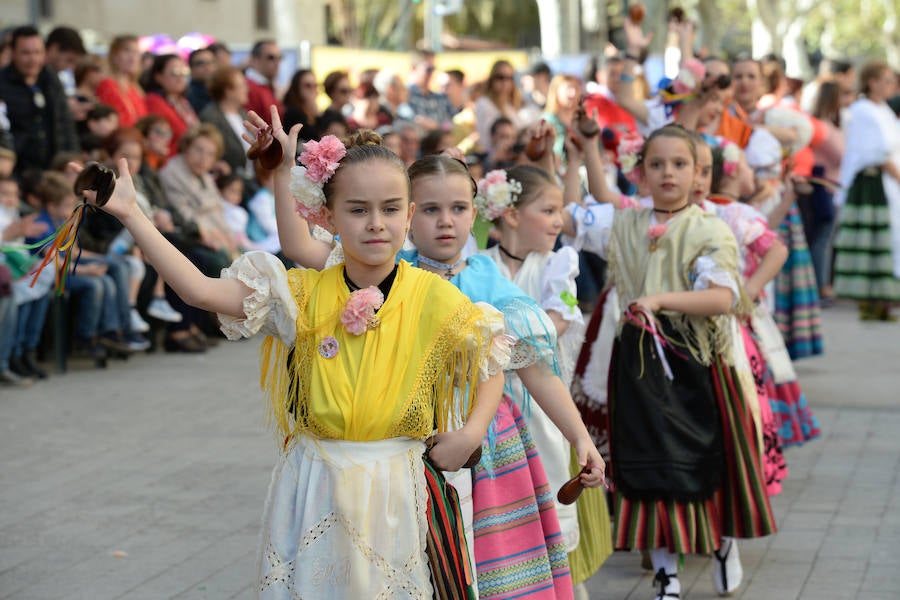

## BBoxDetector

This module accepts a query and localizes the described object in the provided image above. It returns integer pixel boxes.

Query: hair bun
[343,129,383,149]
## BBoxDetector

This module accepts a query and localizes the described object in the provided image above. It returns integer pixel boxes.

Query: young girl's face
[641,135,697,208]
[220,180,243,206]
[735,153,755,197]
[692,144,713,204]
[507,184,564,253]
[0,181,19,209]
[327,160,413,270]
[410,173,476,263]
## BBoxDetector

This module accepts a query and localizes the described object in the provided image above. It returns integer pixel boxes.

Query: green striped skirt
[833,169,900,301]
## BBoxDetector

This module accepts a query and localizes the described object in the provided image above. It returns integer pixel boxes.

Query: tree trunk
[696,0,723,57]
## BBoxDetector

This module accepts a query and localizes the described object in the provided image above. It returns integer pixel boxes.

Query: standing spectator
[806,81,845,301]
[582,54,640,150]
[437,68,466,115]
[407,49,453,129]
[96,35,146,127]
[44,26,86,97]
[542,73,583,161]
[523,61,551,112]
[833,60,900,321]
[143,54,199,156]
[282,69,322,142]
[475,59,528,153]
[0,26,80,176]
[485,116,518,170]
[200,66,251,178]
[243,39,283,121]
[186,47,216,115]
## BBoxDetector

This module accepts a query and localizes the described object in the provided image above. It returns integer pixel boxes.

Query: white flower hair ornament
[475,169,523,220]
[288,135,347,229]
[719,139,742,176]
[616,133,645,185]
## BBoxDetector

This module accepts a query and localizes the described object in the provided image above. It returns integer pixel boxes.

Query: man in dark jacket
[0,26,79,176]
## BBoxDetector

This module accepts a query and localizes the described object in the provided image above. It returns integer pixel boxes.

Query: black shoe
[99,332,137,355]
[164,334,206,353]
[22,350,48,379]
[0,368,33,387]
[8,355,31,377]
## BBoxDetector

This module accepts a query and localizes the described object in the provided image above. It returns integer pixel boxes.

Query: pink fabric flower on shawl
[648,224,668,240]
[341,286,385,335]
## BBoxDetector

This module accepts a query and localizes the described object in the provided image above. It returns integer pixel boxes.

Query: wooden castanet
[557,466,590,505]
[247,126,284,170]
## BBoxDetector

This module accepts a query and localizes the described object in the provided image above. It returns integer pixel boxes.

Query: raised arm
[244,107,332,269]
[83,159,251,317]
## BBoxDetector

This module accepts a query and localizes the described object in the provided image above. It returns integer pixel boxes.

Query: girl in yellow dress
[79,115,522,599]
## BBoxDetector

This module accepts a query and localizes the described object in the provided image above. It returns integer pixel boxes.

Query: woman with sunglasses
[282,69,322,142]
[142,54,200,156]
[475,60,529,154]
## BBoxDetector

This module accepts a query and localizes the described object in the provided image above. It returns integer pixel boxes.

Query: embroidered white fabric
[692,255,740,307]
[218,251,298,345]
[541,246,585,325]
[257,435,432,599]
[468,301,512,381]
[563,202,615,259]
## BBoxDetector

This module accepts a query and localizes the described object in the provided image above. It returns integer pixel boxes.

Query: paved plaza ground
[0,301,897,599]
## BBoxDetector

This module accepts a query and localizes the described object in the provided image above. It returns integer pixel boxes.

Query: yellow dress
[218,253,507,600]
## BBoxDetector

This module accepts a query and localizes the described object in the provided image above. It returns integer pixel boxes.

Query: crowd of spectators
[0,19,894,388]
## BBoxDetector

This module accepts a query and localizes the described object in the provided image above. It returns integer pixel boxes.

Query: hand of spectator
[563,132,584,165]
[212,160,232,178]
[414,115,441,131]
[243,106,302,172]
[4,213,48,240]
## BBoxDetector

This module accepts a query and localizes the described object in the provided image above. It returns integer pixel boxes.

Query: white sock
[650,549,680,595]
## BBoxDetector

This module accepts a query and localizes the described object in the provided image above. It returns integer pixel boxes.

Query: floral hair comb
[474,169,522,220]
[288,135,347,229]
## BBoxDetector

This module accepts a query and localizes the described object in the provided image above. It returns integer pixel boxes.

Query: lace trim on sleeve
[218,251,298,345]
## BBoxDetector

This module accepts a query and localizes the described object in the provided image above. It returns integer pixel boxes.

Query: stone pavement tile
[115,529,258,599]
[767,529,827,552]
[861,564,900,593]
[583,551,644,598]
[780,511,835,531]
[737,559,812,599]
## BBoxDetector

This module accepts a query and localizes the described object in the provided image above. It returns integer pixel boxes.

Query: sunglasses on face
[494,74,513,81]
[265,54,282,61]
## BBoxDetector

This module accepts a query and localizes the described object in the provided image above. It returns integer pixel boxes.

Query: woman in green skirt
[833,60,900,320]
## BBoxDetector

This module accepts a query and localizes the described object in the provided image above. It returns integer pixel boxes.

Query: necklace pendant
[649,240,658,252]
[367,316,380,330]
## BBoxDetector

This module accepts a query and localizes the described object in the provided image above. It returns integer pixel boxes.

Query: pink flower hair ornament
[715,138,742,177]
[289,135,347,229]
[475,169,523,221]
[617,133,645,185]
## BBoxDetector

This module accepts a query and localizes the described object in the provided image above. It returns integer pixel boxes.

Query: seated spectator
[437,68,466,115]
[0,260,25,386]
[347,81,393,131]
[322,70,353,121]
[44,26,86,96]
[419,128,453,156]
[522,62,551,112]
[0,173,50,380]
[26,172,135,362]
[395,121,420,167]
[318,109,349,138]
[486,116,519,170]
[216,173,255,251]
[186,47,216,115]
[83,103,119,145]
[0,26,80,176]
[95,35,147,127]
[244,162,283,256]
[542,73,583,161]
[134,114,172,171]
[142,54,200,156]
[374,69,413,122]
[282,69,322,142]
[208,41,232,68]
[200,66,251,179]
[156,125,234,351]
[71,55,106,124]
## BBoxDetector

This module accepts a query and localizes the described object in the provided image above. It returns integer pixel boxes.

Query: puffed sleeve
[692,255,741,306]
[564,201,615,258]
[541,246,584,324]
[218,251,298,345]
[744,127,782,171]
[468,301,512,381]
[503,297,559,372]
[722,202,778,259]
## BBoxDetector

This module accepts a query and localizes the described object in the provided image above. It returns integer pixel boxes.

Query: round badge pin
[318,336,339,359]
